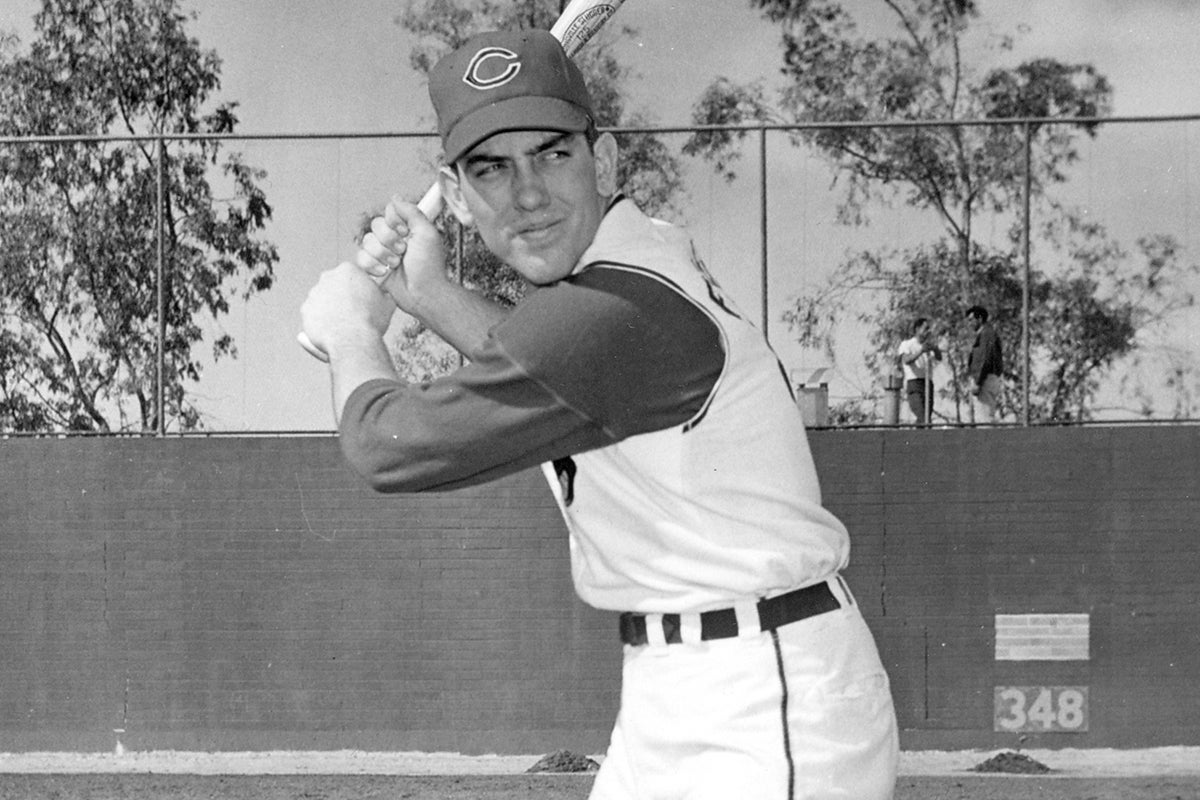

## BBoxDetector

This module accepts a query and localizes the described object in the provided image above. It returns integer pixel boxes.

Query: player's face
[441,129,618,286]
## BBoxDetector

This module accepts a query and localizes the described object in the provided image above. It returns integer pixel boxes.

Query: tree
[1030,208,1197,420]
[0,0,277,433]
[688,1,1110,250]
[791,229,1188,424]
[381,0,686,380]
[685,0,1196,421]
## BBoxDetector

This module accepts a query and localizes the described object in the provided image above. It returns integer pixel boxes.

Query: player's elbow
[337,380,458,492]
[339,439,438,493]
[337,422,446,493]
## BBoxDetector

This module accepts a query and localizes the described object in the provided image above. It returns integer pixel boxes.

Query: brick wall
[0,437,614,754]
[815,426,1200,749]
[1,427,1197,753]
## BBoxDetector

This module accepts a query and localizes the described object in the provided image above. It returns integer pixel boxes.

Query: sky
[2,0,1199,429]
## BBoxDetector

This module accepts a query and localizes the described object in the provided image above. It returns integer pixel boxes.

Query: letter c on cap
[463,46,521,90]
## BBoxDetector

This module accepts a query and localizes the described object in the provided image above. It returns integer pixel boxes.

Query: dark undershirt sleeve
[338,267,724,493]
[497,266,724,439]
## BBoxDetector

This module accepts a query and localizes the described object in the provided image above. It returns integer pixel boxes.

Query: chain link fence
[2,115,1197,433]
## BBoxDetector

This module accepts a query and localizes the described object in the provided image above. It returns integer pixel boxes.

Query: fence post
[759,126,769,340]
[156,136,166,437]
[1021,122,1032,427]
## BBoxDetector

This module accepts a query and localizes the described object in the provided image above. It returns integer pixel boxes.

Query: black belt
[619,580,841,646]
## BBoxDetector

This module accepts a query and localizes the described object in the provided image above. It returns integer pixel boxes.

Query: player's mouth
[514,218,564,245]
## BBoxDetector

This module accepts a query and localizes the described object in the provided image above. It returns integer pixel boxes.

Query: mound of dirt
[971,751,1052,774]
[525,749,600,773]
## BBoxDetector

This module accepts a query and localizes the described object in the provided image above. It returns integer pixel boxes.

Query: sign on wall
[994,686,1089,732]
[994,613,1090,661]
[993,613,1090,733]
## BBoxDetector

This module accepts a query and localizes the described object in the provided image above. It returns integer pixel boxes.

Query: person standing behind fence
[965,305,1004,423]
[897,317,941,425]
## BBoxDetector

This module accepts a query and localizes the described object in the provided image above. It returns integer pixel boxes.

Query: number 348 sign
[994,686,1089,732]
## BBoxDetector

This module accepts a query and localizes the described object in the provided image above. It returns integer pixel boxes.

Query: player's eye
[469,161,507,179]
[539,147,572,165]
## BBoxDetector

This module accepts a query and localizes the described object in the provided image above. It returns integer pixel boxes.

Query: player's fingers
[357,232,402,276]
[386,196,439,237]
[367,218,409,267]
[353,246,391,278]
[371,214,409,248]
[383,198,410,230]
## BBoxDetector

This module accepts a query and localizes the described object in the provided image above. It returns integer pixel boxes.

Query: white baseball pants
[589,580,898,800]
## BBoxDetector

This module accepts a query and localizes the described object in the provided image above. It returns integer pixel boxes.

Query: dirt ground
[3,749,1198,799]
[3,773,1200,800]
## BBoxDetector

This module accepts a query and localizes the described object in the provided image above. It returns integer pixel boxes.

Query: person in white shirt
[897,317,941,425]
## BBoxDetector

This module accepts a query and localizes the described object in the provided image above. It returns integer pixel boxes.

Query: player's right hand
[363,197,449,315]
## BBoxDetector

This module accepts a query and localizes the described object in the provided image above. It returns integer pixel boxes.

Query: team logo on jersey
[462,46,522,90]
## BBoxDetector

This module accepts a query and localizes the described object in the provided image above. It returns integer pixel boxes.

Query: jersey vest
[542,201,850,614]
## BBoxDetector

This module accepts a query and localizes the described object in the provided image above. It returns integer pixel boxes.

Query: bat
[299,0,627,361]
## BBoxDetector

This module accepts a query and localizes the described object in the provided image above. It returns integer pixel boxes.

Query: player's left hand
[356,207,410,278]
[300,261,395,359]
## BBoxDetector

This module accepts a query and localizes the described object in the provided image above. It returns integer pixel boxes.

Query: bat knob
[297,332,330,363]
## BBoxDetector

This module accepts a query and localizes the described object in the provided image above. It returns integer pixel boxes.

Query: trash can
[884,374,902,425]
[793,368,830,427]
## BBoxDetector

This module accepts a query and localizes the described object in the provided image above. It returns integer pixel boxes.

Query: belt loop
[679,612,703,644]
[733,599,761,638]
[644,613,667,647]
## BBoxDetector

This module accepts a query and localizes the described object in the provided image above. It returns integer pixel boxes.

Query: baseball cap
[429,29,594,164]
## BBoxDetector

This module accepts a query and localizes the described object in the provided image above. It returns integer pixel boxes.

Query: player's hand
[356,203,410,278]
[300,261,395,359]
[356,196,449,313]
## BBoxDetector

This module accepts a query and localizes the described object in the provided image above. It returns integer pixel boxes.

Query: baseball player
[301,29,898,799]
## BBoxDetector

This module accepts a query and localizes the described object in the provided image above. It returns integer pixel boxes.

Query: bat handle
[416,182,444,219]
[299,182,444,363]
[297,331,329,363]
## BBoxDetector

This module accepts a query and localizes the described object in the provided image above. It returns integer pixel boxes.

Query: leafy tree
[794,229,1190,424]
[382,0,686,379]
[0,0,277,433]
[1030,208,1197,420]
[685,0,1196,421]
[687,1,1110,250]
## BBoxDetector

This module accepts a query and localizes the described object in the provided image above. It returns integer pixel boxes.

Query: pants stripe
[770,628,795,800]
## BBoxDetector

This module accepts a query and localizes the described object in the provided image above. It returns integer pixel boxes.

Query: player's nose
[512,165,550,211]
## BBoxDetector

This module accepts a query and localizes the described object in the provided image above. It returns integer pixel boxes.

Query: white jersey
[542,201,849,614]
[339,198,852,616]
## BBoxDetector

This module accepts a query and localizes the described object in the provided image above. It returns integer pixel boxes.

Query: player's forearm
[325,333,399,425]
[398,280,511,360]
[362,198,510,358]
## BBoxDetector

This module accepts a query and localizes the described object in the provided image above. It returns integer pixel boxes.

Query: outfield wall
[1,427,1197,753]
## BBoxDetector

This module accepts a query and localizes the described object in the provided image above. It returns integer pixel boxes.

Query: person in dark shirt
[965,305,1004,422]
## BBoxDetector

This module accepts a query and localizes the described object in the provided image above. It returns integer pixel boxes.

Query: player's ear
[439,165,474,227]
[592,132,619,198]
